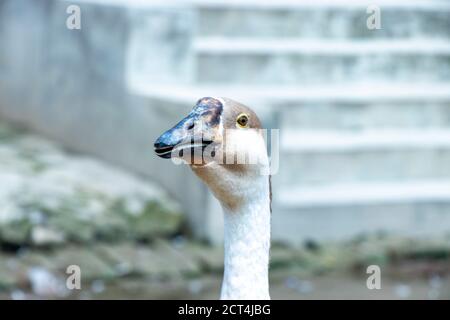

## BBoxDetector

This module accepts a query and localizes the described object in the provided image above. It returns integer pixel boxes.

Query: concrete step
[273,179,450,242]
[193,0,450,10]
[194,38,450,55]
[194,38,450,84]
[279,130,450,186]
[196,0,450,40]
[277,180,450,208]
[129,82,450,129]
[273,180,450,242]
[130,82,450,105]
[274,202,450,243]
[279,102,450,131]
[282,129,450,152]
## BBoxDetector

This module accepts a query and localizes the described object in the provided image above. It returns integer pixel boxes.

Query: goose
[154,97,271,300]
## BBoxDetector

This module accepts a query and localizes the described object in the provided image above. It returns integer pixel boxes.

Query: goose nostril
[154,140,165,149]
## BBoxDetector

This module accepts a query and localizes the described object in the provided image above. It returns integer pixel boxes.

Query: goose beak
[154,111,213,159]
[155,97,223,160]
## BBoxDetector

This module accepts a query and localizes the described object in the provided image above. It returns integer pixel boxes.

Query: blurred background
[0,0,450,299]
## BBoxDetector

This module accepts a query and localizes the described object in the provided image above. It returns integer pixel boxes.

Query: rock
[0,121,183,246]
[0,253,27,290]
[394,283,412,299]
[95,241,202,278]
[269,244,304,270]
[10,289,27,300]
[153,240,202,276]
[19,247,117,281]
[95,243,167,277]
[125,201,184,241]
[30,226,65,246]
[0,219,30,246]
[27,267,69,298]
[51,247,118,280]
[181,242,224,273]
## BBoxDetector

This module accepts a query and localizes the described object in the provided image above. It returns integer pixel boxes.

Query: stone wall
[0,0,221,242]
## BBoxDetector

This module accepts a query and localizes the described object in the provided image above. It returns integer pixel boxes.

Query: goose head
[154,97,269,210]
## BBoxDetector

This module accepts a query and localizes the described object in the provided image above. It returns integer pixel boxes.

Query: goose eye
[236,113,249,128]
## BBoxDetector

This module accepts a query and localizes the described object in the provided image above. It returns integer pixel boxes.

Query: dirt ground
[0,268,448,300]
[77,273,450,300]
[6,270,442,300]
[1,239,449,300]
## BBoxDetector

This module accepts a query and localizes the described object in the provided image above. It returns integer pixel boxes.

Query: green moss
[391,247,450,261]
[18,198,96,245]
[111,199,184,242]
[47,214,94,244]
[0,219,31,245]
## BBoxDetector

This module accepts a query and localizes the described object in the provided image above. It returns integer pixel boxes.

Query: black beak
[154,141,175,159]
[154,113,212,159]
[154,121,187,159]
